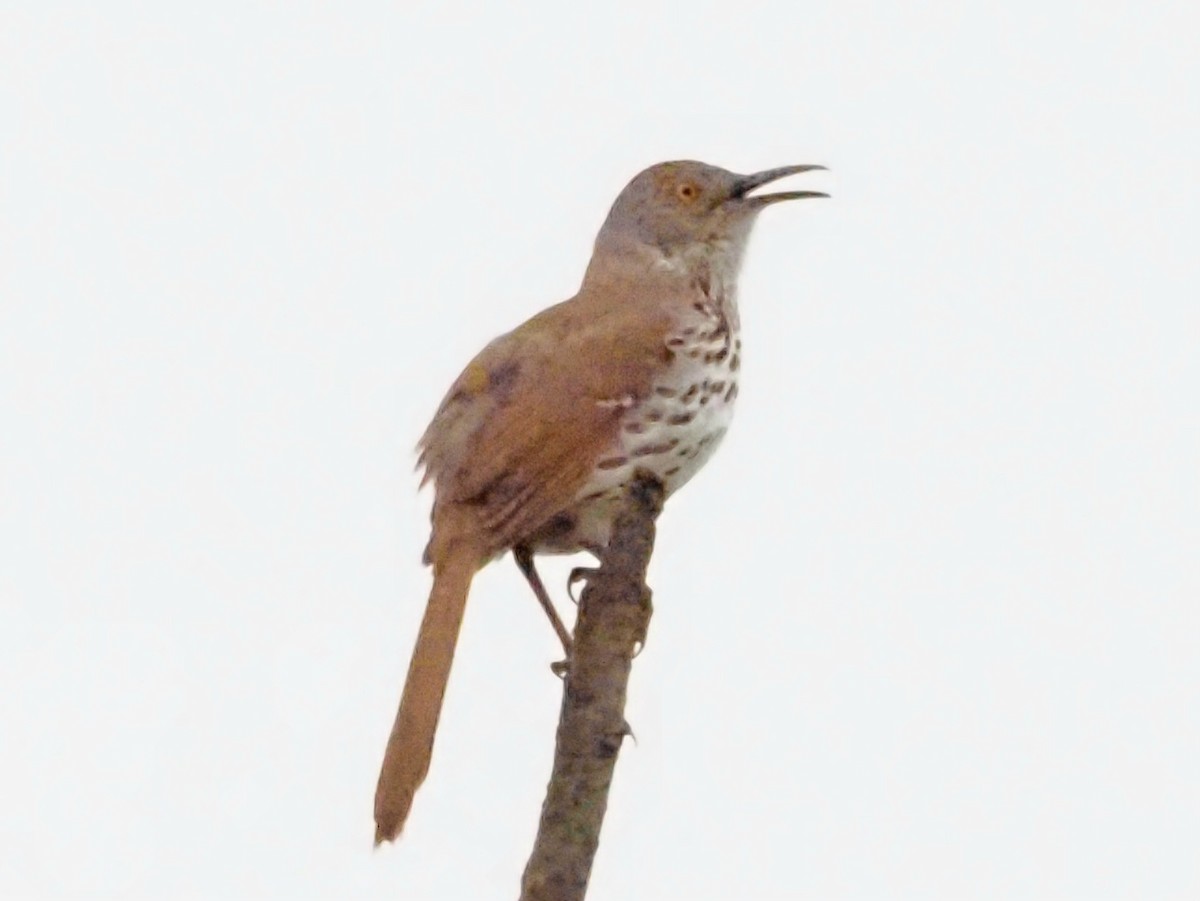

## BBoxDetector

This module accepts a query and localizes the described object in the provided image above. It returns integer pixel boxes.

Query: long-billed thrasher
[374,160,826,844]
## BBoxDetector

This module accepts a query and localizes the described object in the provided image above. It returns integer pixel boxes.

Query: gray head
[594,160,827,257]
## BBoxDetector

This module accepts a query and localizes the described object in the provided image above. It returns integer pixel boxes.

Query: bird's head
[594,160,827,263]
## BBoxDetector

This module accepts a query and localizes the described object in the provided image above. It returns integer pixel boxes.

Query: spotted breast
[539,268,742,554]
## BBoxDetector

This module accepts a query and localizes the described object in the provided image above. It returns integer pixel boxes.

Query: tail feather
[374,549,479,844]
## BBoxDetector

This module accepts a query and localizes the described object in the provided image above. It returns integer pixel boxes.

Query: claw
[567,566,598,604]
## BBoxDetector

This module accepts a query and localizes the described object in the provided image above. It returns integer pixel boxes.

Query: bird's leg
[513,545,573,673]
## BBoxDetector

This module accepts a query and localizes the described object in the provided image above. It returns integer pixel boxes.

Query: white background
[2,3,1197,899]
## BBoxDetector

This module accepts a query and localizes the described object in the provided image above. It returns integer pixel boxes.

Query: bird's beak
[732,164,829,206]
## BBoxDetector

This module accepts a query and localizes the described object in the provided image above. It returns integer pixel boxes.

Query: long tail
[374,548,479,844]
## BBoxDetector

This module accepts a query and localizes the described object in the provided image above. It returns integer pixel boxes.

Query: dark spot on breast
[699,395,710,405]
[667,336,686,348]
[633,439,679,456]
[624,421,647,434]
[711,304,731,340]
[725,383,739,402]
[596,456,628,470]
[645,409,663,422]
[668,412,695,425]
[654,386,677,398]
[664,466,682,476]
[687,349,701,359]
[709,380,726,393]
[729,353,741,372]
[680,326,697,337]
[692,301,707,314]
[681,384,699,403]
[580,489,607,502]
[709,347,729,364]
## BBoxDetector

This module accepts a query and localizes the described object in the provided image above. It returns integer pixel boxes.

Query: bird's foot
[566,566,599,604]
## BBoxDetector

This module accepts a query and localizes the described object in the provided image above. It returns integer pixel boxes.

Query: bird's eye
[677,183,699,202]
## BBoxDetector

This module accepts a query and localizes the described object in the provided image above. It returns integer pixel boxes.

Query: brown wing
[418,294,676,560]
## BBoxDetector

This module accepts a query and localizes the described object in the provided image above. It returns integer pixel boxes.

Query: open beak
[732,164,829,206]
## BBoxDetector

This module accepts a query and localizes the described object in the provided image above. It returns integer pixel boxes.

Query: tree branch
[518,472,665,901]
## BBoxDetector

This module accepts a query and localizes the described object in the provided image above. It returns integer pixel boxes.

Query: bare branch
[518,472,664,901]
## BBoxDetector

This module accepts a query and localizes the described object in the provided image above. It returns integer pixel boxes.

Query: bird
[374,159,826,844]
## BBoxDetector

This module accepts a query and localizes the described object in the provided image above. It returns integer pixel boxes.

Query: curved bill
[733,164,829,206]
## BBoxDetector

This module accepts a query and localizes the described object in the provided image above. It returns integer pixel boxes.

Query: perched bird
[374,159,827,844]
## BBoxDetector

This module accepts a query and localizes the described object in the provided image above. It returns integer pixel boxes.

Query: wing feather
[419,294,677,557]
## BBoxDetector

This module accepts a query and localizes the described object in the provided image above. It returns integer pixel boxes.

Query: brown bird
[374,159,826,844]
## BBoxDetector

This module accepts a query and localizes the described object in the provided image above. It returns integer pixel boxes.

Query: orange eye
[677,182,699,202]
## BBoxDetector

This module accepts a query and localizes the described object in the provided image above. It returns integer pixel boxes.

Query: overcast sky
[2,3,1197,899]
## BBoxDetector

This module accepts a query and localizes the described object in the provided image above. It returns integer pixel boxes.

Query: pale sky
[1,3,1197,899]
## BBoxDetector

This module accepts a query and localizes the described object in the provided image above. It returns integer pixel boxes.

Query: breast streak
[576,284,742,514]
